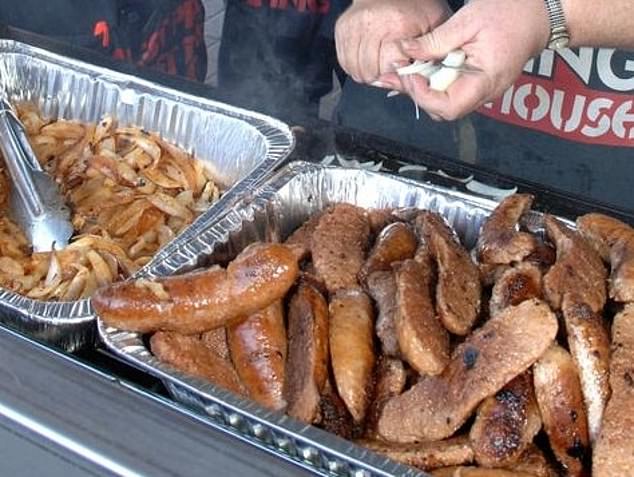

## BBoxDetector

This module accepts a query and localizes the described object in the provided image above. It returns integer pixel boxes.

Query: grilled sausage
[228,301,287,411]
[93,242,299,333]
[524,240,556,272]
[593,303,634,476]
[378,299,557,442]
[366,271,400,357]
[329,289,376,423]
[359,436,474,471]
[284,210,323,261]
[318,378,354,440]
[150,331,246,397]
[416,211,481,336]
[394,258,450,375]
[284,281,329,423]
[562,296,611,444]
[543,215,607,313]
[533,344,589,477]
[312,204,370,293]
[469,372,542,467]
[358,222,417,283]
[507,445,558,477]
[364,357,406,438]
[479,262,512,287]
[577,212,634,302]
[201,327,231,360]
[489,263,542,317]
[366,207,397,235]
[476,194,537,265]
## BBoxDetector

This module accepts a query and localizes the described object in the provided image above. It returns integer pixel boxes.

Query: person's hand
[397,0,551,120]
[335,0,452,84]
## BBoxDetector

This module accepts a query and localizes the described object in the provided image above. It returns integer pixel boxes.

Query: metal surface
[0,39,294,352]
[0,98,73,252]
[99,161,535,477]
[0,326,312,477]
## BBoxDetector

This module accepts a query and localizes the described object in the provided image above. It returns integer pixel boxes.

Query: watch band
[544,0,570,49]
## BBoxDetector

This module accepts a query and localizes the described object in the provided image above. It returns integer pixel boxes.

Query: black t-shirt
[218,0,351,120]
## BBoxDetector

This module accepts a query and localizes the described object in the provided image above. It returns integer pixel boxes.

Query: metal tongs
[0,98,73,252]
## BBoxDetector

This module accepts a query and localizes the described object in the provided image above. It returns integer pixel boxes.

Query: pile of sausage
[93,195,634,476]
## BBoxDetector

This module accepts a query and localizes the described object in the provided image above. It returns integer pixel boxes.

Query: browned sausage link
[92,243,299,334]
[358,436,474,472]
[364,357,406,438]
[543,215,607,313]
[329,289,376,423]
[479,262,511,287]
[576,213,619,260]
[394,258,450,375]
[533,344,589,477]
[366,207,397,235]
[489,263,542,317]
[284,281,329,423]
[228,301,287,411]
[312,204,370,294]
[476,193,537,265]
[507,445,559,477]
[201,327,231,360]
[417,211,481,336]
[317,377,354,440]
[378,299,557,443]
[358,221,417,283]
[523,240,556,272]
[469,371,542,468]
[577,212,634,302]
[366,271,400,357]
[593,303,634,476]
[150,331,246,397]
[562,295,611,444]
[284,210,323,261]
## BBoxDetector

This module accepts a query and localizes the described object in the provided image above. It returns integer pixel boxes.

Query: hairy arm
[563,0,634,49]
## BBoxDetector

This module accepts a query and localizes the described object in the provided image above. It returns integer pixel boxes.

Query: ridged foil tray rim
[0,39,294,343]
[99,161,544,476]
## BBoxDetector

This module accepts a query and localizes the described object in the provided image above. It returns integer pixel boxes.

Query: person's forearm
[562,0,634,49]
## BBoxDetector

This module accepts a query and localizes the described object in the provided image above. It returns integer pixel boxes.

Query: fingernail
[371,80,389,89]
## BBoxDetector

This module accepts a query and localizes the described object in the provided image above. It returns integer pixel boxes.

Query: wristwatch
[544,0,570,49]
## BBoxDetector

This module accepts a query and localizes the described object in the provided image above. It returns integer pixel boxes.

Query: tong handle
[0,110,45,217]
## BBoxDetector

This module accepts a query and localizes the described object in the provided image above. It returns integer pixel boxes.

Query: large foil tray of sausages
[97,160,634,476]
[0,39,294,351]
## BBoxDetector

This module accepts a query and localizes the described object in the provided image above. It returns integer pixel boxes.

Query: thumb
[400,14,472,61]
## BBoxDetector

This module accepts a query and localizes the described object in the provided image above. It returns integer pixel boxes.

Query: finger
[374,72,405,91]
[350,33,364,83]
[404,72,490,121]
[378,40,410,77]
[400,11,476,61]
[358,34,384,83]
